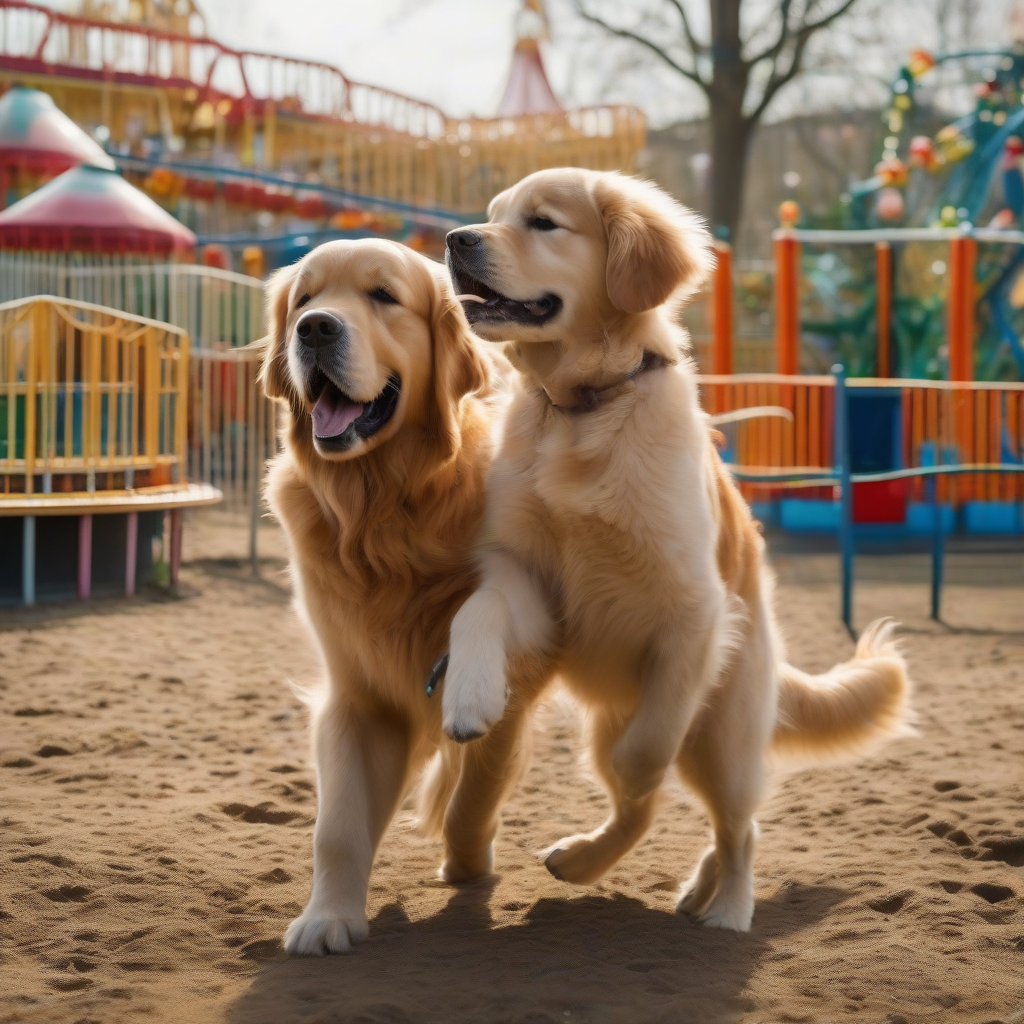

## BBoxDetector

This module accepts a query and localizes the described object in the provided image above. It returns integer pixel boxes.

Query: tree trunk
[709,98,752,245]
[707,0,752,246]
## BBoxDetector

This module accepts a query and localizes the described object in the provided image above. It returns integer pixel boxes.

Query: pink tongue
[312,388,364,438]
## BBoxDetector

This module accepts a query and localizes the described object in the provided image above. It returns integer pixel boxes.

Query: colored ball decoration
[876,187,904,221]
[907,50,935,78]
[778,200,800,227]
[874,158,908,187]
[908,136,935,168]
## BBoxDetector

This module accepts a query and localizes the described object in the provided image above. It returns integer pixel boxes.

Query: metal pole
[249,365,260,577]
[712,240,733,381]
[774,232,801,375]
[929,475,944,621]
[22,516,35,606]
[875,240,892,377]
[833,364,854,634]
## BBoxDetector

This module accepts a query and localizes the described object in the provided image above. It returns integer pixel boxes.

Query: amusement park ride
[0,0,1021,612]
[0,0,643,259]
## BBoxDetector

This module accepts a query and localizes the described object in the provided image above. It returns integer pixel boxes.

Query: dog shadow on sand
[227,878,844,1024]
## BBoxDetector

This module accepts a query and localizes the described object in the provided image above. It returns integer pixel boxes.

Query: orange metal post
[711,240,733,377]
[875,241,892,377]
[774,233,800,375]
[947,235,976,382]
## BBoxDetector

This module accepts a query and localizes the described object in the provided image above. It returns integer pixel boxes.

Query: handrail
[777,227,1024,246]
[0,293,189,335]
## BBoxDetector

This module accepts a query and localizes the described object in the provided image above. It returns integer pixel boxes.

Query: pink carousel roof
[0,164,196,254]
[0,86,115,173]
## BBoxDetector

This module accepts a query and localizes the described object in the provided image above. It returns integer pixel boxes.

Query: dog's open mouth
[449,264,562,327]
[308,370,401,451]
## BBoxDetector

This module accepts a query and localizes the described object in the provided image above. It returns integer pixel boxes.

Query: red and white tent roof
[0,164,196,255]
[0,86,114,174]
[496,0,562,117]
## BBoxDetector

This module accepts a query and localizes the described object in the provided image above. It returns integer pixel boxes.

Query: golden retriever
[437,169,913,931]
[260,239,527,955]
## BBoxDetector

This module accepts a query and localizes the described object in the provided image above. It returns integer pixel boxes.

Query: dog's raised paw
[441,668,507,743]
[283,909,369,956]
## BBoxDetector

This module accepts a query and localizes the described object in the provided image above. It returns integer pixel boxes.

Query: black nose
[447,228,483,250]
[296,310,345,347]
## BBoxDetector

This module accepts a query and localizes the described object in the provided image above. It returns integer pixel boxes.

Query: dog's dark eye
[296,293,311,309]
[370,286,400,305]
[528,216,558,232]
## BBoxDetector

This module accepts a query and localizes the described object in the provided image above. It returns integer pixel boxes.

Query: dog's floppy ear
[257,264,300,404]
[428,270,490,461]
[594,174,714,314]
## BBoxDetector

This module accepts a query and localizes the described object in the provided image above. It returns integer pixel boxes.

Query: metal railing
[699,369,1024,627]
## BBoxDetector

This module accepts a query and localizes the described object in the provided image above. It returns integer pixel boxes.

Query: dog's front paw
[283,906,369,956]
[441,661,507,743]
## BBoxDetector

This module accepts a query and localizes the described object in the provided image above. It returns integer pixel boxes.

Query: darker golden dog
[260,239,524,955]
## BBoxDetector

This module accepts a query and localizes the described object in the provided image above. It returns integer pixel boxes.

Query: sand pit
[1,509,1023,1023]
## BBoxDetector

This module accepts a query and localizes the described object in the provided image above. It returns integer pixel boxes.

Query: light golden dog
[260,239,529,955]
[437,169,913,931]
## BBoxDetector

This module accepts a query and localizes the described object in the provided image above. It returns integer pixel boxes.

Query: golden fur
[440,169,913,931]
[260,239,525,955]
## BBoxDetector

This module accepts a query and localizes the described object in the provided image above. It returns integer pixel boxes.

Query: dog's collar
[542,350,671,414]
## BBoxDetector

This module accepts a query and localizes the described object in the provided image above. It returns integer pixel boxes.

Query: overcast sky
[193,0,1020,124]
[200,0,535,118]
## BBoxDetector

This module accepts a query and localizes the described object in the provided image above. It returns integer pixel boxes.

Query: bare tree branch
[574,2,710,89]
[748,0,861,121]
[664,0,708,55]
[746,0,795,67]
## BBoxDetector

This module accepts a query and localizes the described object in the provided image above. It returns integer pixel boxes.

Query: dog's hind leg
[544,707,661,885]
[674,603,776,932]
[285,698,414,956]
[611,594,734,801]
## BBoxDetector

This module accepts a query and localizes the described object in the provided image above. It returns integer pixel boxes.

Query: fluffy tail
[416,745,462,836]
[772,618,913,758]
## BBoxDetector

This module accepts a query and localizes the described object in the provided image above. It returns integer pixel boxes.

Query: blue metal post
[833,364,853,633]
[929,475,944,620]
[22,515,35,606]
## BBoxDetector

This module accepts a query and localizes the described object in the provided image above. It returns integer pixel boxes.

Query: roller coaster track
[0,0,447,137]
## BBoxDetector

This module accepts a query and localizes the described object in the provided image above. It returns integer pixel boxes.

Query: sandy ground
[1,509,1023,1024]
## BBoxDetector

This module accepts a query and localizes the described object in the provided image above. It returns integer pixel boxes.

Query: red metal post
[78,514,92,600]
[711,240,733,378]
[875,241,892,378]
[947,235,976,382]
[125,510,138,597]
[774,232,800,375]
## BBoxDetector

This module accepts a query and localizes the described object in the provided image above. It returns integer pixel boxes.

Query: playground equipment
[699,367,1024,626]
[0,0,644,217]
[764,223,1024,382]
[0,294,220,605]
[0,85,114,208]
[772,49,1024,382]
[113,153,463,267]
[0,256,273,559]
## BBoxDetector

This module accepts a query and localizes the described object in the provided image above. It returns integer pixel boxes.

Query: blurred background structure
[1,0,1022,605]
